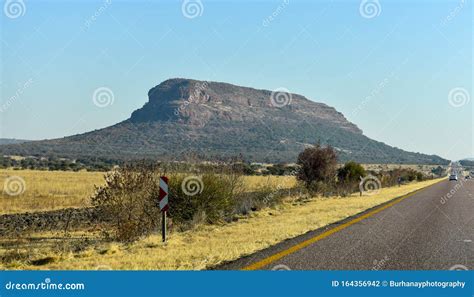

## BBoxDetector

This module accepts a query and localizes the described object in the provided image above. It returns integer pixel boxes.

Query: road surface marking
[242,179,446,270]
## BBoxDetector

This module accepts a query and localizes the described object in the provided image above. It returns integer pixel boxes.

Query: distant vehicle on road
[466,175,472,180]
[449,174,458,181]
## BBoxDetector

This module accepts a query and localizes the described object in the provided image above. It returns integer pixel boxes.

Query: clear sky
[1,0,472,161]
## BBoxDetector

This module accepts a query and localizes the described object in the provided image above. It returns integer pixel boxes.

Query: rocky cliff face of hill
[0,79,448,164]
[130,78,362,134]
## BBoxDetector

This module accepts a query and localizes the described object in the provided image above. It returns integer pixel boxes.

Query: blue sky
[0,0,472,161]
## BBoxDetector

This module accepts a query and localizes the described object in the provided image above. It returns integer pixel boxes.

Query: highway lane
[218,179,473,270]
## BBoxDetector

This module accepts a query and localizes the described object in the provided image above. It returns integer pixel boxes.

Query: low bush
[337,161,366,196]
[92,163,244,240]
[167,170,243,227]
[92,163,162,242]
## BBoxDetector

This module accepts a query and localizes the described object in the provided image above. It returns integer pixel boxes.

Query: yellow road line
[242,179,446,270]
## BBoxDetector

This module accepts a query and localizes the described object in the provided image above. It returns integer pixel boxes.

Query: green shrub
[167,171,243,227]
[92,163,245,240]
[337,161,366,182]
[431,166,445,177]
[337,161,366,196]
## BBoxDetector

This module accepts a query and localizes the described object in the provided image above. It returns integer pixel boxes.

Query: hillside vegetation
[0,79,449,165]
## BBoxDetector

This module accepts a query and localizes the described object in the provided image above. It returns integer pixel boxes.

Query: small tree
[431,166,445,177]
[337,161,366,182]
[416,172,424,181]
[296,143,338,192]
[337,161,366,196]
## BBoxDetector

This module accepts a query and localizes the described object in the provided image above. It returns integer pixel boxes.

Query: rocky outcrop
[0,78,449,164]
[0,208,109,236]
[130,78,363,134]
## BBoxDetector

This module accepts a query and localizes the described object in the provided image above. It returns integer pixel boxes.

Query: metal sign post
[159,176,169,242]
[162,211,167,243]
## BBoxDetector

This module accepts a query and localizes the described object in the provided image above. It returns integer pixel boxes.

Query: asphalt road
[217,179,474,270]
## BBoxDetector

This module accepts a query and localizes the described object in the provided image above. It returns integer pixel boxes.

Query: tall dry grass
[0,170,297,215]
[0,170,104,214]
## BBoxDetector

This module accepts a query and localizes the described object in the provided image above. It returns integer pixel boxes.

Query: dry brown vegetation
[0,179,443,270]
[362,164,442,176]
[0,170,104,215]
[0,170,295,215]
[0,165,443,271]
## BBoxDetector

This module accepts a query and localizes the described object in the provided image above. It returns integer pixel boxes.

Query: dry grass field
[0,170,296,215]
[362,164,442,176]
[0,170,104,215]
[0,178,443,270]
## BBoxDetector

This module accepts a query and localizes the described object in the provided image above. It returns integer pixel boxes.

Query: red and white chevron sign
[159,176,169,212]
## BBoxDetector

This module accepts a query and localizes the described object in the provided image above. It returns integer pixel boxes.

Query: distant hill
[460,159,474,167]
[0,139,29,145]
[0,78,449,165]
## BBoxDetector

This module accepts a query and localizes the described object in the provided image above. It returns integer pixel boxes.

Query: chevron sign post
[159,176,169,242]
[159,176,169,212]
